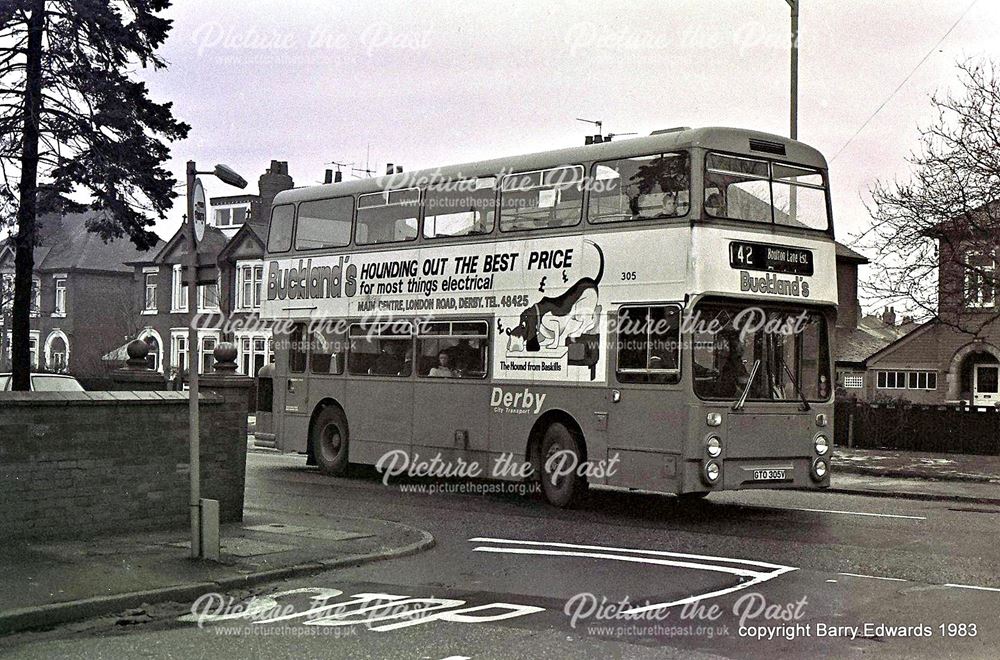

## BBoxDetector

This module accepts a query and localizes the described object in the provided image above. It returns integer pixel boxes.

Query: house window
[239,335,272,376]
[965,250,996,308]
[199,281,220,312]
[201,335,217,374]
[53,277,66,315]
[843,374,864,389]
[215,208,231,227]
[29,334,38,368]
[876,370,936,390]
[171,333,188,374]
[31,278,40,317]
[171,265,188,312]
[237,264,264,310]
[1,273,13,319]
[144,273,158,311]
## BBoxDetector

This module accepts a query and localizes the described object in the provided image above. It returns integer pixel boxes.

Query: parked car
[0,373,85,392]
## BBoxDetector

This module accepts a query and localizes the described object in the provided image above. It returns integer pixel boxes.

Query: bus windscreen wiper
[780,360,811,411]
[732,359,760,411]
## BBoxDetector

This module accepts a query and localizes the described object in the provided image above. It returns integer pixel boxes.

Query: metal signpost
[185,160,246,559]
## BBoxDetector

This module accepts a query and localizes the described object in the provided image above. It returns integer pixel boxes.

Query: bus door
[605,305,687,490]
[276,322,311,452]
[411,321,492,454]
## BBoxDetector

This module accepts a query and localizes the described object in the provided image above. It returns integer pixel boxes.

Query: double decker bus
[260,127,836,507]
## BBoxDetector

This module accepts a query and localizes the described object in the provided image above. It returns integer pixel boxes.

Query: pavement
[0,508,434,636]
[827,446,1000,504]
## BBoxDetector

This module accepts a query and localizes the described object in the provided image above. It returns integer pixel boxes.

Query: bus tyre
[311,406,349,476]
[539,423,588,508]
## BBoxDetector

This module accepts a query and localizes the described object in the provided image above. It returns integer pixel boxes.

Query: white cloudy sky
[142,0,995,249]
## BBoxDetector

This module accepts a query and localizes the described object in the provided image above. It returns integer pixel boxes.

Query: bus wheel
[539,422,588,508]
[311,406,349,476]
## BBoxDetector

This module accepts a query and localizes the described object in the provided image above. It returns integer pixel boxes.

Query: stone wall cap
[0,390,223,406]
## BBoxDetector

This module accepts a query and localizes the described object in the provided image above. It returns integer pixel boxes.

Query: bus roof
[274,126,828,206]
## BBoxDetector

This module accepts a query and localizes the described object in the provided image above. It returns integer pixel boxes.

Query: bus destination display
[729,241,814,276]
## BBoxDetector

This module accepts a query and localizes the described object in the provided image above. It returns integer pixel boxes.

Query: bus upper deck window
[424,177,497,239]
[704,154,770,223]
[267,204,295,253]
[356,188,419,245]
[589,153,690,224]
[499,165,584,232]
[296,197,353,250]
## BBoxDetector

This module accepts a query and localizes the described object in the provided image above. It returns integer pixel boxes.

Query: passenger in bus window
[429,351,456,378]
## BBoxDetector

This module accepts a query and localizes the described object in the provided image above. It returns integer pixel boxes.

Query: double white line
[469,537,797,614]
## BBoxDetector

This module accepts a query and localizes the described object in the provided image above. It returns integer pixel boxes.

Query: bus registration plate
[752,469,786,481]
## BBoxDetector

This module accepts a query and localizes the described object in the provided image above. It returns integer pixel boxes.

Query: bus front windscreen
[703,153,830,232]
[692,302,831,402]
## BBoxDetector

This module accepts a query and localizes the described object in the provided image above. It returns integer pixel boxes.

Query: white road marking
[765,506,925,520]
[472,546,764,578]
[468,537,797,615]
[944,583,1000,593]
[838,572,908,582]
[469,537,791,570]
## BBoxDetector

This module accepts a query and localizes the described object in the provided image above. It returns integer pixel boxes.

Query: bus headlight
[706,435,722,457]
[814,434,830,455]
[702,460,721,484]
[815,413,828,427]
[706,412,722,427]
[811,458,829,481]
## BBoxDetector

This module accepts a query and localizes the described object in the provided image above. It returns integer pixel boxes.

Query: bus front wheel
[311,406,349,476]
[539,422,588,508]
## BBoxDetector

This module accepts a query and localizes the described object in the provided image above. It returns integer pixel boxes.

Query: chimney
[334,170,343,183]
[324,169,333,184]
[258,160,294,221]
[386,163,394,176]
[881,306,897,326]
[395,165,403,174]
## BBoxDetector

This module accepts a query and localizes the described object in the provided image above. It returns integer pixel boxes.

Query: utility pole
[787,0,799,140]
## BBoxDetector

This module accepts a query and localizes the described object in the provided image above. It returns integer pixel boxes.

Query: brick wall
[0,390,247,540]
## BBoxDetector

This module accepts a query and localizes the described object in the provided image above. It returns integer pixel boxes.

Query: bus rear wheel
[311,406,349,476]
[539,422,588,508]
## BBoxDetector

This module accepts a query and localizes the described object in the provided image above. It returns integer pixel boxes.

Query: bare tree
[859,60,1000,337]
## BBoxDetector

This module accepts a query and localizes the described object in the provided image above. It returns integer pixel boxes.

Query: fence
[835,400,1000,455]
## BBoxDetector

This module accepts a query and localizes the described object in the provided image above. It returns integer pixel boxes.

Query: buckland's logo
[267,258,358,301]
[739,271,810,298]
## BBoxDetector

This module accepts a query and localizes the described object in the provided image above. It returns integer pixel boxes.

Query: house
[861,211,1000,406]
[833,243,913,396]
[127,223,229,378]
[128,160,293,378]
[0,212,162,380]
[217,220,273,376]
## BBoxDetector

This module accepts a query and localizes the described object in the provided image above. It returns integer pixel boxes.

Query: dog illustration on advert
[506,241,605,353]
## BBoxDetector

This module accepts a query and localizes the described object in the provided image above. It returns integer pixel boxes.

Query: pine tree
[0,0,188,389]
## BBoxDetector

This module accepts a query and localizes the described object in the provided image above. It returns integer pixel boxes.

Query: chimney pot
[324,169,333,184]
[386,163,394,176]
[334,171,343,183]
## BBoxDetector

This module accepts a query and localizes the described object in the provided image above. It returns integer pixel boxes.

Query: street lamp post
[185,160,247,559]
